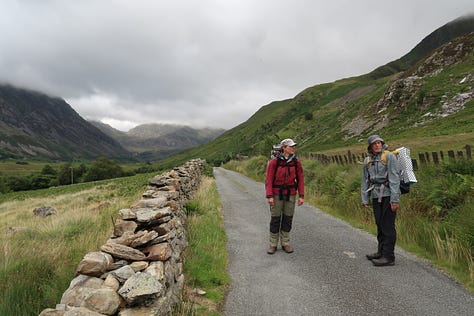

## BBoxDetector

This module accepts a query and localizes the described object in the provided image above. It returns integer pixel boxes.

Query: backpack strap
[381,150,389,164]
[364,156,371,167]
[366,150,391,165]
[272,157,282,185]
[272,157,298,201]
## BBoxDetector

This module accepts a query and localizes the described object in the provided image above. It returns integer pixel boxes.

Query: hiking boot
[372,257,395,266]
[267,246,277,254]
[366,252,382,260]
[281,244,294,253]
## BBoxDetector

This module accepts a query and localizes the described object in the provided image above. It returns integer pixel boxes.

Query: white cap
[280,138,297,146]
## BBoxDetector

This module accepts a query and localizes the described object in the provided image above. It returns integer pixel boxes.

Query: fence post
[466,145,472,160]
[324,155,330,164]
[432,152,439,165]
[425,152,430,163]
[412,159,419,171]
[448,150,455,160]
[419,153,426,164]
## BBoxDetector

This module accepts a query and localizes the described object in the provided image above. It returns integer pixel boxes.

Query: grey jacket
[361,147,400,205]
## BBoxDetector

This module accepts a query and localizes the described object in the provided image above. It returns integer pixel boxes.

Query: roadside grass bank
[0,172,154,316]
[177,176,230,316]
[224,156,474,293]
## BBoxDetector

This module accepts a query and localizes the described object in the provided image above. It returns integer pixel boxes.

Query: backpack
[365,147,417,194]
[272,156,299,201]
[270,144,282,159]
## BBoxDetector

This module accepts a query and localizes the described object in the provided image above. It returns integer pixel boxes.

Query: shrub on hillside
[6,175,31,191]
[83,157,125,182]
[41,164,57,176]
[30,174,57,189]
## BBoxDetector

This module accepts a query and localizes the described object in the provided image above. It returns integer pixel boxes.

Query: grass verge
[176,176,230,316]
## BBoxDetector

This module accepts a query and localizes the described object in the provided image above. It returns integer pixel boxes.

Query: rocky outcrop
[39,159,205,316]
[414,33,474,77]
[343,33,474,137]
[33,206,57,217]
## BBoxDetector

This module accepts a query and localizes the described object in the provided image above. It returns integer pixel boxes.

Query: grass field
[0,161,49,175]
[0,160,157,176]
[0,173,154,315]
[0,168,230,316]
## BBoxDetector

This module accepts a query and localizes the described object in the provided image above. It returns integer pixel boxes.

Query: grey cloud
[0,0,473,130]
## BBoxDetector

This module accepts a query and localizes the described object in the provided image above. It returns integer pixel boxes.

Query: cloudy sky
[0,1,472,131]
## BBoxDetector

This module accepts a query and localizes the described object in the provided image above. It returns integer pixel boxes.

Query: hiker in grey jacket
[361,135,400,266]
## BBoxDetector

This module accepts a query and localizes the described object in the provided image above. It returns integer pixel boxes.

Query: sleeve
[387,153,400,204]
[361,160,370,205]
[265,160,276,198]
[296,159,304,198]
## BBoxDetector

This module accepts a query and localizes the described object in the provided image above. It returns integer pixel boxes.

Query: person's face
[370,141,383,153]
[283,145,295,155]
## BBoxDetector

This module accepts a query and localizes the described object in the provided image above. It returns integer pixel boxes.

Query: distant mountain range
[0,85,224,161]
[90,121,225,160]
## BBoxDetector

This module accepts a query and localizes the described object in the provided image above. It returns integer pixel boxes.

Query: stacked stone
[39,159,205,316]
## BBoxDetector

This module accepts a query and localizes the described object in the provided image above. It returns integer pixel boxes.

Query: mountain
[0,85,131,160]
[370,14,474,79]
[158,14,474,166]
[90,121,225,160]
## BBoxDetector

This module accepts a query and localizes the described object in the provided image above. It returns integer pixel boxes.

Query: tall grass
[0,170,229,316]
[177,176,230,316]
[0,173,154,316]
[224,156,474,293]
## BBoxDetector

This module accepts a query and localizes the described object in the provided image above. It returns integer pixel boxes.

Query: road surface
[214,167,474,316]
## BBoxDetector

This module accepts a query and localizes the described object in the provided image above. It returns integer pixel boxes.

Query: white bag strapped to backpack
[395,147,417,184]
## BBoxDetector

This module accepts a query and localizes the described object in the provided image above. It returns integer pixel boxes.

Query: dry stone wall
[39,159,205,316]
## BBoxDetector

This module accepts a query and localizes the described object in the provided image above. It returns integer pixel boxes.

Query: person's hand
[268,197,274,206]
[363,204,370,209]
[391,203,399,213]
[297,197,304,206]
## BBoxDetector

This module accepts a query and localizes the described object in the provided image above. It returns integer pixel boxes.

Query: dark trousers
[373,196,396,259]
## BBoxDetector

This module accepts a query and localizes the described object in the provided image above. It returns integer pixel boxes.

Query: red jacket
[265,156,304,198]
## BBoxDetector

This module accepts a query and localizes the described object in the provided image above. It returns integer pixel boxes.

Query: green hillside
[156,19,474,168]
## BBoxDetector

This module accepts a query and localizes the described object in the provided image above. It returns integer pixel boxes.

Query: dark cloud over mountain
[0,0,472,131]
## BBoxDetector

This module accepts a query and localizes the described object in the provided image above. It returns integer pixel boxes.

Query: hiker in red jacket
[265,138,304,254]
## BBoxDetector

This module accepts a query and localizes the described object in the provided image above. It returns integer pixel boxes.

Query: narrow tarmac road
[214,167,474,316]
